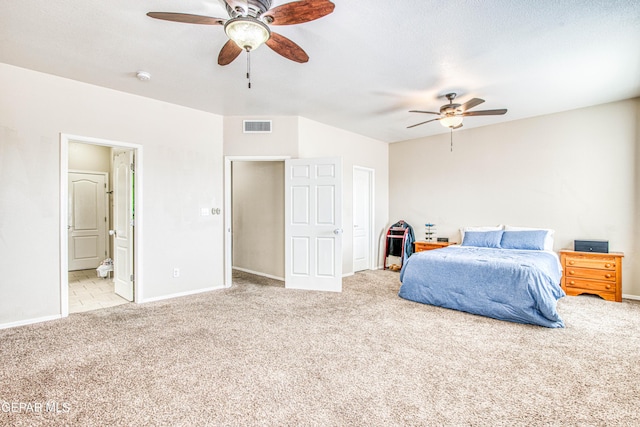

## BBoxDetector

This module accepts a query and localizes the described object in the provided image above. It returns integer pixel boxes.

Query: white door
[68,172,108,271]
[353,167,372,272]
[113,150,134,301]
[285,158,342,292]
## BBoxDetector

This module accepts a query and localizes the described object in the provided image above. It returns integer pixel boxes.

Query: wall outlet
[173,268,180,278]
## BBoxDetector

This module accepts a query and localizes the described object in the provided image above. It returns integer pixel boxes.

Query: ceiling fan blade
[407,118,440,129]
[409,110,440,115]
[265,32,309,63]
[462,109,508,116]
[262,0,335,25]
[218,39,243,65]
[458,98,484,112]
[147,12,226,25]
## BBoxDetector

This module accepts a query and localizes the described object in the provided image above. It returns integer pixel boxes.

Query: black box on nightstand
[574,240,609,253]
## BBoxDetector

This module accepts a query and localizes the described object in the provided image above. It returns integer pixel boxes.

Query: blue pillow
[500,230,547,250]
[461,230,503,248]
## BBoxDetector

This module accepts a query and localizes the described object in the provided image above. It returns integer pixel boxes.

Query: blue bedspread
[399,246,565,328]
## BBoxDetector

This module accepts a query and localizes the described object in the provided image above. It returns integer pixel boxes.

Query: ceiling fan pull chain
[450,129,453,152]
[246,48,251,89]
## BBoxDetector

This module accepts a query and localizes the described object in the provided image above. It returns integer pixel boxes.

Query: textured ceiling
[1,0,639,143]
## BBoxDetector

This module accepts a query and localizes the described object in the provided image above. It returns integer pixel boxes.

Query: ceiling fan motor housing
[441,104,461,115]
[226,0,272,18]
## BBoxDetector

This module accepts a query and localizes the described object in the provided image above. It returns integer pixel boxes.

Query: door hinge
[130,274,134,282]
[131,162,135,173]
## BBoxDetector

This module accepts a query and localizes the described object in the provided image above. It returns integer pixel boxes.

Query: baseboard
[233,267,353,281]
[623,294,640,301]
[141,286,224,303]
[0,314,63,330]
[232,267,284,282]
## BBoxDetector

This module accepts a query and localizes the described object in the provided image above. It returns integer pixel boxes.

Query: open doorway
[60,134,143,317]
[225,157,287,287]
[224,155,345,292]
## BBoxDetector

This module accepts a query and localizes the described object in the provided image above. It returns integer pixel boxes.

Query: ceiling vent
[243,120,272,134]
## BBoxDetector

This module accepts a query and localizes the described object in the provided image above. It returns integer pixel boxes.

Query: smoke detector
[136,71,151,81]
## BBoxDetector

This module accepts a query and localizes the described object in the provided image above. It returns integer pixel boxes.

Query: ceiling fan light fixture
[224,17,271,51]
[440,115,463,128]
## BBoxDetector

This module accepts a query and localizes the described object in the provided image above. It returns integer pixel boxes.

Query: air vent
[243,120,272,134]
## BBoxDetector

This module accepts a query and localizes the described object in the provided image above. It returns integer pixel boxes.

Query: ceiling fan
[147,0,335,71]
[407,93,507,129]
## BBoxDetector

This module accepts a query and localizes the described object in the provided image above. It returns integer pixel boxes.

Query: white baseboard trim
[623,294,640,301]
[233,267,353,281]
[0,314,63,330]
[232,267,284,282]
[141,286,224,304]
[342,272,354,278]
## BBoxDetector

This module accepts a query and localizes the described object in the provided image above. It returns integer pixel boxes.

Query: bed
[398,227,566,328]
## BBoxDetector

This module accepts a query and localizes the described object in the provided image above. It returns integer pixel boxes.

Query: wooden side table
[414,241,453,253]
[559,249,623,302]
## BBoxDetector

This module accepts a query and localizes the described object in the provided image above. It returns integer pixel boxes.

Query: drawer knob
[569,270,575,275]
[569,260,575,265]
[605,274,612,279]
[570,280,575,285]
[606,284,611,289]
[605,263,611,268]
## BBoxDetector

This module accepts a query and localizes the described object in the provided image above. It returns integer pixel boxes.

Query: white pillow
[459,225,504,244]
[504,225,555,251]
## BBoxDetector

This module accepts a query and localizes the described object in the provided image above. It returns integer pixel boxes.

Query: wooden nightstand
[559,250,623,302]
[414,241,453,252]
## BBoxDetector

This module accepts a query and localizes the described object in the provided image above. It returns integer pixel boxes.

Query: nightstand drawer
[564,277,616,293]
[565,267,616,282]
[414,241,452,252]
[564,257,617,270]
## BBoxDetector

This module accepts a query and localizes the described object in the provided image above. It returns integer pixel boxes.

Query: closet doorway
[225,157,287,286]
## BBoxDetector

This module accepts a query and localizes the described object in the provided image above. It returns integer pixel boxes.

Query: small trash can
[96,258,114,278]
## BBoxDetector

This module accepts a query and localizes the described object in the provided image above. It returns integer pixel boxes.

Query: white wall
[298,117,390,272]
[68,141,111,172]
[0,63,225,327]
[232,161,284,279]
[389,99,639,298]
[223,116,299,157]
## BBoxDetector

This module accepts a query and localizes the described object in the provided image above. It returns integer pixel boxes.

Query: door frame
[224,156,290,288]
[67,170,110,270]
[353,166,376,271]
[60,133,144,317]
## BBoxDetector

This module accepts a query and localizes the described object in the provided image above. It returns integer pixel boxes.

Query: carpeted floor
[1,269,639,426]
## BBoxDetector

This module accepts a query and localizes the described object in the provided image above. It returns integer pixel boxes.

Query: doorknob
[109,229,117,237]
[333,228,343,235]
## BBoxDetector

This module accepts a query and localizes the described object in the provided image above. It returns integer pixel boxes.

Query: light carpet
[1,269,639,426]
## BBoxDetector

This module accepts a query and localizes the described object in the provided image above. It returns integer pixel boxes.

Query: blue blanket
[399,246,565,328]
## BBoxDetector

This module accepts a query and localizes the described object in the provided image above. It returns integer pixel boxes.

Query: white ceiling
[2,0,639,143]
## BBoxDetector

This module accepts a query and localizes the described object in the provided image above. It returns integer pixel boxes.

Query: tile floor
[68,269,129,313]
